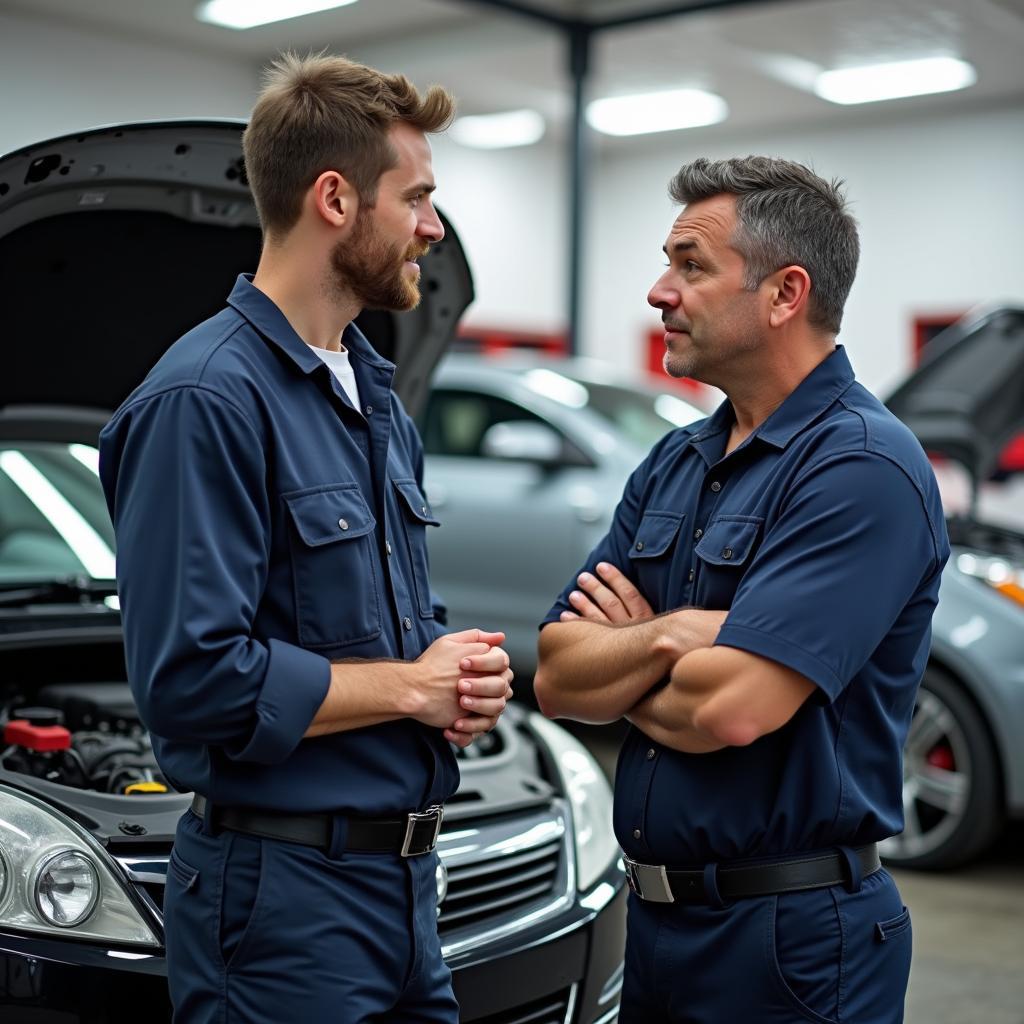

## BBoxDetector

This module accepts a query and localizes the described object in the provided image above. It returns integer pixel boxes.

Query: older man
[536,156,947,1023]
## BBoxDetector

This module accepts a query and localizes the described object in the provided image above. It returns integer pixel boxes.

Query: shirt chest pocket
[392,479,441,619]
[693,515,763,609]
[628,510,685,606]
[284,484,381,649]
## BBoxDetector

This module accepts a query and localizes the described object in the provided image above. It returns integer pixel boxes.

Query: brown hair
[243,52,455,238]
[669,156,859,335]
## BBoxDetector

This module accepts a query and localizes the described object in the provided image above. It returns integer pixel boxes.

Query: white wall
[586,102,1024,395]
[430,134,567,334]
[0,10,257,156]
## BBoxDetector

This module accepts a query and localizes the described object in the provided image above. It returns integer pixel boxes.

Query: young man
[535,156,948,1023]
[99,54,512,1023]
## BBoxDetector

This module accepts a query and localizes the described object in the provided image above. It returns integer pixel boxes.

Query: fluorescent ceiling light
[196,0,357,30]
[587,89,728,137]
[814,57,976,105]
[450,109,545,150]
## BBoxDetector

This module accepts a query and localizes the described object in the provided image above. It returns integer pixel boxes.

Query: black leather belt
[624,844,880,904]
[190,794,443,857]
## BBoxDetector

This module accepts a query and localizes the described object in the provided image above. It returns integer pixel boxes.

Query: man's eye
[685,260,700,272]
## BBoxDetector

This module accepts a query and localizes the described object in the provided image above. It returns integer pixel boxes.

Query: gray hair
[669,156,859,335]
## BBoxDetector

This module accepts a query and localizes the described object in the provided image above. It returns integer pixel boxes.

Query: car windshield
[0,442,116,584]
[520,368,708,450]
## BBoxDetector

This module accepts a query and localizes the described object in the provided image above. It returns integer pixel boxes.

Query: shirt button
[365,405,373,415]
[722,547,733,560]
[632,828,642,840]
[688,569,695,582]
[338,518,349,531]
[646,748,656,760]
[403,616,412,631]
[693,528,703,540]
[710,480,721,492]
[386,540,393,556]
[635,541,645,552]
[421,505,428,516]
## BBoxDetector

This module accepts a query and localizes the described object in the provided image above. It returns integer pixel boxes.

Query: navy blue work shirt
[543,347,950,864]
[99,275,457,815]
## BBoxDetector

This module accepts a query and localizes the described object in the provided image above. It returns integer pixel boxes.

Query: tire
[880,667,1003,870]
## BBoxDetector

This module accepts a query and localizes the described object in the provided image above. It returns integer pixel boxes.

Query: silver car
[422,315,1024,870]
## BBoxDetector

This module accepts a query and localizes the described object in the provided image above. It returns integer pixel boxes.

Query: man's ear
[766,265,812,329]
[310,170,359,231]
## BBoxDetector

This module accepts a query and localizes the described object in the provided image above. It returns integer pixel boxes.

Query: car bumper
[0,871,625,1024]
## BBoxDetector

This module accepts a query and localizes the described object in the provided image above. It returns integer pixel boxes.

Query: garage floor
[571,723,1024,1024]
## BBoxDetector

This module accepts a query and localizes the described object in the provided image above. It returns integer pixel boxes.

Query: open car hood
[885,306,1024,486]
[0,120,472,435]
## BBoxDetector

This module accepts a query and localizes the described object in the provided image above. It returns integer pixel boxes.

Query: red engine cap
[4,720,72,752]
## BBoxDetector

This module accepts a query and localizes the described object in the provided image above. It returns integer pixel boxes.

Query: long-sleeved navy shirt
[543,347,950,864]
[100,275,457,814]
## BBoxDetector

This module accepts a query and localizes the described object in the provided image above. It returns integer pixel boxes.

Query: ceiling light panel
[586,89,728,137]
[450,110,545,150]
[196,0,358,31]
[814,57,977,105]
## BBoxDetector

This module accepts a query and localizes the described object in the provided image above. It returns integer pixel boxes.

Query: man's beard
[330,210,427,312]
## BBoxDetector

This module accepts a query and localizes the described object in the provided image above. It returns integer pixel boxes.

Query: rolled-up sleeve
[100,385,330,763]
[715,451,943,702]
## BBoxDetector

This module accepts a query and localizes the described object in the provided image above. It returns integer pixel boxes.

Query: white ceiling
[3,0,1024,144]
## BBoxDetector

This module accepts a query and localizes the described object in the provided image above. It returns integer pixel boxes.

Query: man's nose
[418,202,445,244]
[648,274,677,311]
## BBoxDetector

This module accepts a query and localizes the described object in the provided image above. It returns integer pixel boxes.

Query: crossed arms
[534,562,815,754]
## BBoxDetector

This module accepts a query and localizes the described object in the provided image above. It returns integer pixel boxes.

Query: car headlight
[956,552,1024,608]
[529,714,619,891]
[0,786,159,946]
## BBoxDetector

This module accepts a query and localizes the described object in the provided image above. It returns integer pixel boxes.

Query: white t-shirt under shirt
[309,344,362,412]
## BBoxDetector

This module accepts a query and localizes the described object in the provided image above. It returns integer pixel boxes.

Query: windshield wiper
[0,576,118,608]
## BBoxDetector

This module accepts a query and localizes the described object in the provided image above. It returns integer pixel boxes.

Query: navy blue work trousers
[620,867,912,1023]
[163,810,458,1023]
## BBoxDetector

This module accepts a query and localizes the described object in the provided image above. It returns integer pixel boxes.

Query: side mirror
[480,421,564,464]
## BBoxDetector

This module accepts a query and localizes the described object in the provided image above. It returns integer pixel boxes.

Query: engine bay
[1,681,169,794]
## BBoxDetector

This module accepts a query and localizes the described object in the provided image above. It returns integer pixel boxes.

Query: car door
[420,385,608,678]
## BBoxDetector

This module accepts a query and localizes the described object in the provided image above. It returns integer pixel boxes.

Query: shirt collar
[226,274,395,376]
[685,345,855,461]
[754,345,855,449]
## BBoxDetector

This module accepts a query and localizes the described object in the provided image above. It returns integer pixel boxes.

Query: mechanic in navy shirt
[535,157,948,1023]
[99,54,512,1024]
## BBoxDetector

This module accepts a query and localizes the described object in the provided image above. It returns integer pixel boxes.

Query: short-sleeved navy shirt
[543,347,949,864]
[100,275,457,814]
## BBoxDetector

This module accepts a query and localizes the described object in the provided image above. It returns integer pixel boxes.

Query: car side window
[422,390,549,458]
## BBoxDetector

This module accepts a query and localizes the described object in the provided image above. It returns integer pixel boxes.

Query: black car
[0,122,625,1024]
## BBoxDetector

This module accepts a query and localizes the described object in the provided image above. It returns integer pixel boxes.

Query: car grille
[119,805,569,943]
[438,830,562,934]
[468,986,575,1024]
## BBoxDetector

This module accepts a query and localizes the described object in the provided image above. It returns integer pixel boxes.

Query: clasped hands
[415,629,514,749]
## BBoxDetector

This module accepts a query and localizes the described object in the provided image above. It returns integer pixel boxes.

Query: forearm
[304,658,415,737]
[625,642,814,753]
[625,669,725,754]
[535,618,671,723]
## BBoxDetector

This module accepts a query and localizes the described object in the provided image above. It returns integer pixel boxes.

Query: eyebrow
[663,239,700,256]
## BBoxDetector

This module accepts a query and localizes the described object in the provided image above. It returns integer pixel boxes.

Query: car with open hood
[0,122,625,1023]
[419,311,1024,871]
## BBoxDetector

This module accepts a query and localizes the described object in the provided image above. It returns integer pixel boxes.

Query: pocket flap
[393,479,441,526]
[695,516,762,566]
[629,511,684,559]
[284,486,376,546]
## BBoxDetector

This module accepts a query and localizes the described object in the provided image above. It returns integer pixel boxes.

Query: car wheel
[880,667,1003,870]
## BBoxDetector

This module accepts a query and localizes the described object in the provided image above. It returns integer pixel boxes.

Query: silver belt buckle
[401,805,444,857]
[624,856,675,903]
